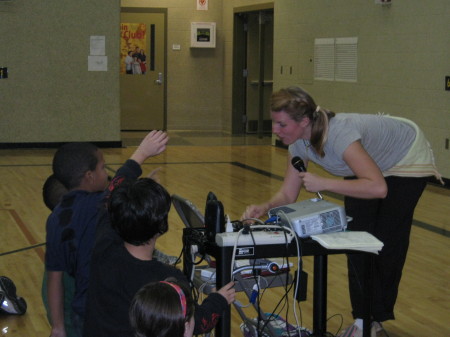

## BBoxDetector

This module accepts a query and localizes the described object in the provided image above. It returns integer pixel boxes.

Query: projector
[268,198,347,238]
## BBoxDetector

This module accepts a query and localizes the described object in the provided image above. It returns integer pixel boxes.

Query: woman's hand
[241,204,268,221]
[298,172,324,193]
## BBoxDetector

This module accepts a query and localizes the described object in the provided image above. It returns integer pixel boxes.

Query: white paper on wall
[88,56,108,71]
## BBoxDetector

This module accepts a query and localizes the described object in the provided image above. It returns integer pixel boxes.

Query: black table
[182,228,372,337]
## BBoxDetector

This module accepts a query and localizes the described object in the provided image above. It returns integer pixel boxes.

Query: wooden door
[120,8,166,130]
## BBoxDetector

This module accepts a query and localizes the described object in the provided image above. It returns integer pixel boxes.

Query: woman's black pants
[344,176,428,322]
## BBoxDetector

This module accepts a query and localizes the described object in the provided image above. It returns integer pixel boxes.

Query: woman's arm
[300,141,387,199]
[241,154,303,220]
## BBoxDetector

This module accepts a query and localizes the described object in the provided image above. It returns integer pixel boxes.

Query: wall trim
[0,141,123,149]
[233,2,274,13]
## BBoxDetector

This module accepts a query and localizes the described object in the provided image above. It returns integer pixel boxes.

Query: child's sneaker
[0,276,27,315]
[371,321,390,337]
[338,323,362,337]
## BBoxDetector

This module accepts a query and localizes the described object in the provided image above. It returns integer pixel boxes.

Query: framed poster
[120,23,148,74]
[190,22,216,48]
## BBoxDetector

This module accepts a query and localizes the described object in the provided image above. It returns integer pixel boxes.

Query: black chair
[171,194,205,228]
[171,193,211,265]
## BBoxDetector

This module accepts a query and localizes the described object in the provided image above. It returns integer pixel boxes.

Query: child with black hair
[45,130,168,337]
[83,177,235,337]
[41,174,76,337]
[42,174,69,211]
[129,278,195,337]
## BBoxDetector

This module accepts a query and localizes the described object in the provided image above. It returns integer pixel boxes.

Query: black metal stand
[182,228,372,337]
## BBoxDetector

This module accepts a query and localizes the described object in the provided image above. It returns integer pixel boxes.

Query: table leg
[362,254,373,337]
[215,247,231,337]
[312,255,328,336]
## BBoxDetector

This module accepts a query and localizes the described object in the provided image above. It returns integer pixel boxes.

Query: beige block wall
[1,0,448,178]
[0,0,121,143]
[273,0,450,178]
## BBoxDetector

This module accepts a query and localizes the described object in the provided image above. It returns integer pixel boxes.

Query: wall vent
[314,37,358,82]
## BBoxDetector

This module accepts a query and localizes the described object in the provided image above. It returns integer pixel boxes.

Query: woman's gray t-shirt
[289,113,416,177]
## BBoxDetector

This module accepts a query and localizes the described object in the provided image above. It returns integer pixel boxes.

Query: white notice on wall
[88,56,108,72]
[90,36,106,56]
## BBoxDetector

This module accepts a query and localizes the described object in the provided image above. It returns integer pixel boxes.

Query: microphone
[291,156,323,200]
[291,156,307,172]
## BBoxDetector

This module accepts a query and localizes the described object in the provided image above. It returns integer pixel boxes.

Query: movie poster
[120,23,148,75]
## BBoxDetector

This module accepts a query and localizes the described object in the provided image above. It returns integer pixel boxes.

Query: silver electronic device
[268,198,348,238]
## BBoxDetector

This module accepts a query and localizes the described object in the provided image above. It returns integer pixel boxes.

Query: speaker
[204,192,225,241]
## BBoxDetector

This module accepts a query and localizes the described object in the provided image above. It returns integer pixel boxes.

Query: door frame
[120,7,168,130]
[232,4,274,136]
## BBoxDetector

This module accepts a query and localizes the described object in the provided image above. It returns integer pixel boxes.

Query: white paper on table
[311,231,384,254]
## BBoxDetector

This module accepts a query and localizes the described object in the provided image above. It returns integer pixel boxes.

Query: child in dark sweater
[83,177,235,337]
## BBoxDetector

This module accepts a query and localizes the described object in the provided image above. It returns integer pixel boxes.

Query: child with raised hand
[46,130,168,337]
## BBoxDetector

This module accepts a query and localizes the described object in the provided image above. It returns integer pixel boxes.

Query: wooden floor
[0,132,449,337]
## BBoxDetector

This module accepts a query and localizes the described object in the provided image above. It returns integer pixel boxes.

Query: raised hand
[131,130,169,165]
[146,167,162,183]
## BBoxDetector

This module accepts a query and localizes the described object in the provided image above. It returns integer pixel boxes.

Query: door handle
[155,72,163,85]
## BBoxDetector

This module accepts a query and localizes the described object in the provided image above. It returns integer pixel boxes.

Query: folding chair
[171,194,205,229]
